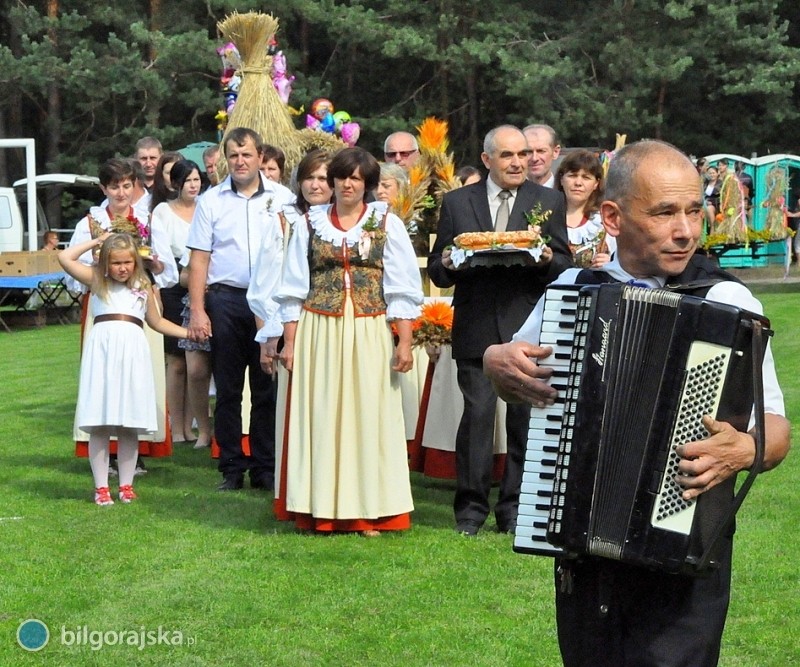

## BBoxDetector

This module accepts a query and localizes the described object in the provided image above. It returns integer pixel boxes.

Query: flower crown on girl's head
[88,211,152,257]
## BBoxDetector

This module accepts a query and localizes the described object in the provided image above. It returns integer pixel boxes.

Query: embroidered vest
[303,217,388,317]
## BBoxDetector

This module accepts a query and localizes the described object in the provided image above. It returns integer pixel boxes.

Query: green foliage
[0,1,798,177]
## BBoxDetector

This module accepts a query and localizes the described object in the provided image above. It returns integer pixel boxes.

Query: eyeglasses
[385,149,418,160]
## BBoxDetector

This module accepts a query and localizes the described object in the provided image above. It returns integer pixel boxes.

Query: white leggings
[88,427,139,488]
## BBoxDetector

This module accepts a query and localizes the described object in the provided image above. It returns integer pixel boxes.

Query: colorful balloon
[310,98,334,120]
[333,111,351,130]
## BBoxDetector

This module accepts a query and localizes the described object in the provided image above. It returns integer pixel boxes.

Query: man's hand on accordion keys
[483,341,559,407]
[674,415,757,501]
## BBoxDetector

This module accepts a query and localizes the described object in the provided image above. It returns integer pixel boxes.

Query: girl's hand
[591,252,611,268]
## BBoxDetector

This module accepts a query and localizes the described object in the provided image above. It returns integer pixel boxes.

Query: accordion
[513,282,769,575]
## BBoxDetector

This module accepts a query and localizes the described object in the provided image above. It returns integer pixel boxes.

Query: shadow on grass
[2,444,469,534]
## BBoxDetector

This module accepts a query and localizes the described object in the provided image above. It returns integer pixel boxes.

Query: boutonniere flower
[131,282,147,306]
[358,209,386,260]
[264,197,274,213]
[524,203,553,229]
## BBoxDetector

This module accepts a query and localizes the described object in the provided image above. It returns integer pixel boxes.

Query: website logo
[17,619,50,652]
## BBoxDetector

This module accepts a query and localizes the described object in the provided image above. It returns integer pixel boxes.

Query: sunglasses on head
[385,150,418,159]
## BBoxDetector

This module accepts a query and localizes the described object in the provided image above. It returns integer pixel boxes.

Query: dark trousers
[206,287,275,482]
[453,358,529,526]
[555,537,733,667]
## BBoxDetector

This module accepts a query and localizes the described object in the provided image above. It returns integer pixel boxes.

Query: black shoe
[217,476,244,491]
[496,519,517,534]
[250,475,274,490]
[134,457,148,475]
[455,520,481,537]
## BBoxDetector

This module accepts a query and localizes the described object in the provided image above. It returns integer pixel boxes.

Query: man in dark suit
[428,125,572,536]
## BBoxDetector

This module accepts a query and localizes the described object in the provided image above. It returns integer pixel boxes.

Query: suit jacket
[428,179,572,359]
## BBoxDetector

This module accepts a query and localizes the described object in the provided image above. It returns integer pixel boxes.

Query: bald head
[601,140,704,279]
[383,131,419,170]
[604,140,698,207]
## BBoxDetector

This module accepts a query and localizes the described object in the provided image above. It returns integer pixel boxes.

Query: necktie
[495,190,511,232]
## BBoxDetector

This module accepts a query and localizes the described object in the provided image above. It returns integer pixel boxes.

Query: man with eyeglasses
[428,124,571,537]
[383,131,420,170]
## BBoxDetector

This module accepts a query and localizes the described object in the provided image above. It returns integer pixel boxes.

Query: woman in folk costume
[275,147,423,535]
[555,149,615,269]
[246,149,334,519]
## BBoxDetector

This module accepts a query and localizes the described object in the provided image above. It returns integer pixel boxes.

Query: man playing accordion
[484,140,789,667]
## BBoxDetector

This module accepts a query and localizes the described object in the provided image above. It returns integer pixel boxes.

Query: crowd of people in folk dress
[62,125,619,518]
[58,124,788,666]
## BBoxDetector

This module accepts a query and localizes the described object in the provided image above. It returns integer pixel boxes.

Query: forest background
[2,0,800,189]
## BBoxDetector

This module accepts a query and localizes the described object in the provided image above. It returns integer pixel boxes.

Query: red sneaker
[94,487,114,506]
[118,485,138,503]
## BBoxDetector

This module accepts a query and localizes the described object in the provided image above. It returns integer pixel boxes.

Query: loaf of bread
[454,228,543,251]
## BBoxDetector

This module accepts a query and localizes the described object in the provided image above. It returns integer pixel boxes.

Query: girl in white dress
[59,233,190,505]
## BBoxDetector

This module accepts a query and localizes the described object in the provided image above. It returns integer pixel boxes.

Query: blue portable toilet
[703,154,758,267]
[752,154,800,266]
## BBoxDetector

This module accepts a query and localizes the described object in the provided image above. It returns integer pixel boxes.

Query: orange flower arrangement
[416,117,461,200]
[412,300,454,348]
[417,117,449,152]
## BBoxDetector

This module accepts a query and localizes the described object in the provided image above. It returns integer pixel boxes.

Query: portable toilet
[751,154,800,265]
[703,154,758,268]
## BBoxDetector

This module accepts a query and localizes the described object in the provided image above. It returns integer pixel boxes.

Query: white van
[0,174,100,252]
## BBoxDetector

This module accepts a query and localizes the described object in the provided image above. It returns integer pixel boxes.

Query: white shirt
[246,205,298,341]
[275,201,423,323]
[151,202,191,262]
[485,176,518,229]
[513,257,785,418]
[186,173,295,289]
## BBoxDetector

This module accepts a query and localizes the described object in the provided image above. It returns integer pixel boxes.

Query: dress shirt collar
[222,173,268,198]
[541,172,556,189]
[601,256,666,289]
[486,176,518,202]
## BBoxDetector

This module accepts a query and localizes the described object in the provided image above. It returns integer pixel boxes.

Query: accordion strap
[696,319,767,572]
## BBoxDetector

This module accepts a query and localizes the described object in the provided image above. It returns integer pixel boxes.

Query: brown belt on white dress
[93,314,143,328]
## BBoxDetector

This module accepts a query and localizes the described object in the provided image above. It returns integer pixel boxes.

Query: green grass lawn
[0,288,797,666]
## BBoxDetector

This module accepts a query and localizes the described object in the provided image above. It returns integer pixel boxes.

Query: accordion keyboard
[514,287,581,556]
